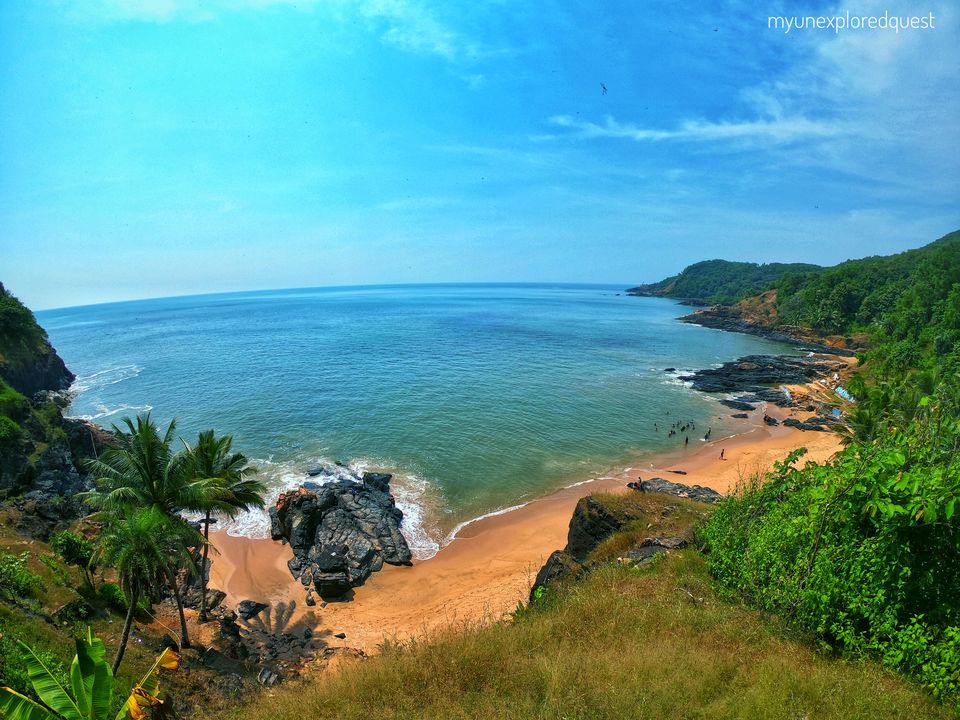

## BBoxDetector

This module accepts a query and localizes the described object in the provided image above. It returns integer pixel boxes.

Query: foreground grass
[234,552,952,720]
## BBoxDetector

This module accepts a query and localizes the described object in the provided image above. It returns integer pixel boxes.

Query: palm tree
[184,429,265,621]
[92,508,172,673]
[83,413,223,644]
[83,414,214,515]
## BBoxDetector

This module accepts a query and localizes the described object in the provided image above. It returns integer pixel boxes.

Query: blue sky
[2,0,958,309]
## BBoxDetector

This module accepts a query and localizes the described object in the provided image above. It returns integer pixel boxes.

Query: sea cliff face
[0,282,107,536]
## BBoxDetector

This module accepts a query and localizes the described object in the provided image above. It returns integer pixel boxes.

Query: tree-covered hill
[773,230,960,370]
[627,259,822,305]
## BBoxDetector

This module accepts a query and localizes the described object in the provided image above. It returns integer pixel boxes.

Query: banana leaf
[115,648,179,720]
[0,688,58,720]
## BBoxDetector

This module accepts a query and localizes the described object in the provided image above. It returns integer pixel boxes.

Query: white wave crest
[70,365,142,394]
[72,403,153,421]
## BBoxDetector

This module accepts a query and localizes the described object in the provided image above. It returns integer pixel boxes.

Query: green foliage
[50,534,94,574]
[700,372,960,709]
[0,626,179,720]
[0,631,70,706]
[0,380,30,420]
[0,415,23,446]
[93,584,147,615]
[629,259,822,304]
[0,283,50,371]
[775,230,960,372]
[0,551,43,601]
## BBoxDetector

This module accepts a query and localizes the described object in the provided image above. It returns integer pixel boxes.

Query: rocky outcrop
[680,355,845,395]
[0,283,75,396]
[529,551,583,602]
[678,304,857,357]
[564,496,624,562]
[628,477,724,504]
[270,471,412,599]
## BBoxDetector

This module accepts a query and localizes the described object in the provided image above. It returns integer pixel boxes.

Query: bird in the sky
[600,83,608,95]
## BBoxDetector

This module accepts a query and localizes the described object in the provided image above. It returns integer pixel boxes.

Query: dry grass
[232,551,951,720]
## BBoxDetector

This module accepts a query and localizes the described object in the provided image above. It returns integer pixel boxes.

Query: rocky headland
[678,303,858,357]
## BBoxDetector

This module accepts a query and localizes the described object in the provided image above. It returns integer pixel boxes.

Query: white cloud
[546,114,844,144]
[76,0,495,67]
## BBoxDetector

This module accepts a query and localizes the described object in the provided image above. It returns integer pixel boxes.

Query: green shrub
[0,631,69,700]
[0,415,22,446]
[96,582,129,613]
[700,377,960,709]
[0,551,42,601]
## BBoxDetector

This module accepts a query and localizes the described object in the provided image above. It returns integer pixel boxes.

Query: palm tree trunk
[168,569,190,649]
[199,511,211,622]
[113,586,138,674]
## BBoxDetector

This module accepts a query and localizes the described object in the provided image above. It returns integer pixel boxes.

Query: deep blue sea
[37,284,792,557]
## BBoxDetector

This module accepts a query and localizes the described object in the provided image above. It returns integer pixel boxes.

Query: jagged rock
[257,666,282,687]
[237,600,269,621]
[564,496,623,562]
[333,632,346,639]
[680,355,845,395]
[272,474,412,599]
[763,415,779,426]
[529,550,583,601]
[640,536,687,550]
[783,417,829,432]
[731,413,749,419]
[203,648,245,674]
[720,399,756,411]
[634,477,724,504]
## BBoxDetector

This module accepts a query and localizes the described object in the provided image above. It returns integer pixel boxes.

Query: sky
[1,0,958,309]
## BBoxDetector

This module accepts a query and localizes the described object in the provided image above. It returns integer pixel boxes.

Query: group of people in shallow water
[654,418,711,448]
[654,415,725,459]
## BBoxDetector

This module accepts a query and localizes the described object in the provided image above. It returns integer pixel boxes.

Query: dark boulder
[730,413,749,419]
[720,399,755,411]
[564,496,623,562]
[272,475,412,600]
[529,550,583,602]
[237,600,269,621]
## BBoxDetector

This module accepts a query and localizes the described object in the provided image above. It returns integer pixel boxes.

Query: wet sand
[208,403,842,653]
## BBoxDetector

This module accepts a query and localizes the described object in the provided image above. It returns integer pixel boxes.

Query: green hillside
[627,259,822,305]
[774,230,960,371]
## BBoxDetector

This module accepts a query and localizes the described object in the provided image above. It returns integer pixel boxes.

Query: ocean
[37,284,792,558]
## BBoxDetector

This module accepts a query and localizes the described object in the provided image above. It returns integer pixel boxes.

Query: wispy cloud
[545,114,844,144]
[78,0,499,67]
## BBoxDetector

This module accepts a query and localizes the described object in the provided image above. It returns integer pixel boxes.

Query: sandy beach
[207,400,843,654]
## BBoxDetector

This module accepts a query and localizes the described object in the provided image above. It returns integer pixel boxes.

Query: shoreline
[208,401,842,655]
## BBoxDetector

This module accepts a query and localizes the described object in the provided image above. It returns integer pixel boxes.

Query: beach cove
[207,400,843,654]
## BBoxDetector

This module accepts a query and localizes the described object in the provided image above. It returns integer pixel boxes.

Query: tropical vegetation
[0,627,178,720]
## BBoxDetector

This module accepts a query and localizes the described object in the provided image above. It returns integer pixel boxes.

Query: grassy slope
[232,492,951,720]
[233,554,949,720]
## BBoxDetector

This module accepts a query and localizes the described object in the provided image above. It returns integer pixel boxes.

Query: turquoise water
[38,284,791,557]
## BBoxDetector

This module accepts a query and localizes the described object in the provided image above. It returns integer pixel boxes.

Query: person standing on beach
[719,448,725,460]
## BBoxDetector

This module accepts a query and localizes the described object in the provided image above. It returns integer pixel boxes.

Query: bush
[0,631,69,700]
[0,415,22,446]
[700,380,960,709]
[50,530,95,588]
[0,551,42,601]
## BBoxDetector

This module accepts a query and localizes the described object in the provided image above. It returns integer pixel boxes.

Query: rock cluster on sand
[270,471,412,599]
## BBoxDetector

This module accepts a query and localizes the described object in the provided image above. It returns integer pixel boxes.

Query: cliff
[0,283,108,536]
